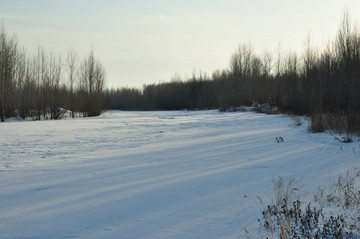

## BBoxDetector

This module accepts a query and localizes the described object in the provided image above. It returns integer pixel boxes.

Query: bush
[261,201,359,239]
[309,112,360,135]
[309,113,326,133]
[253,103,281,115]
[292,116,302,127]
[260,171,360,238]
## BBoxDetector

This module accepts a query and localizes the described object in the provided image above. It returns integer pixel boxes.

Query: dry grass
[315,168,360,208]
[291,116,302,127]
[309,113,326,133]
[273,176,301,207]
[335,169,360,208]
[260,171,360,238]
[309,112,360,135]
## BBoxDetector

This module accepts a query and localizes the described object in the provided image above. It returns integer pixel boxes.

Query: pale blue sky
[1,0,360,88]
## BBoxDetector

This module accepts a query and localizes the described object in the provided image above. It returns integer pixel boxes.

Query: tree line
[0,27,106,122]
[105,14,360,133]
[2,14,359,133]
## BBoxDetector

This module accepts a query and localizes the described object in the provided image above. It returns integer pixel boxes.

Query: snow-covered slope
[0,111,358,238]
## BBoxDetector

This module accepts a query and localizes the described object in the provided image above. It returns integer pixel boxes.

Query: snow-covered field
[0,110,359,239]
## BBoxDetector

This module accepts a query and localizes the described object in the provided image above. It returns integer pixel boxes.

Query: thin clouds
[0,14,29,21]
[2,1,360,88]
[135,15,220,26]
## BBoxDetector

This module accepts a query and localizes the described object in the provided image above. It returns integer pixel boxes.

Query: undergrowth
[259,169,360,238]
[261,199,360,238]
[309,112,360,136]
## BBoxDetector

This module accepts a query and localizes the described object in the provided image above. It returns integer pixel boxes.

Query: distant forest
[0,14,359,133]
[0,28,106,121]
[105,14,360,133]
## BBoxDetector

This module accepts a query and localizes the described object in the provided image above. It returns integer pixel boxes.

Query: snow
[0,110,359,238]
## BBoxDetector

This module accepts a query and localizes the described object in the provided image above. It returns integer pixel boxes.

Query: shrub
[292,116,302,127]
[309,112,360,135]
[260,170,360,238]
[261,200,360,239]
[309,113,326,133]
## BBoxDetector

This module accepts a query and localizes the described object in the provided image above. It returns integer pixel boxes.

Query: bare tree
[65,47,78,118]
[0,27,18,121]
[230,43,253,77]
[47,52,63,119]
[79,49,106,116]
[13,48,28,118]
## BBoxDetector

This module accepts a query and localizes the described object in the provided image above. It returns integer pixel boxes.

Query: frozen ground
[0,110,359,238]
